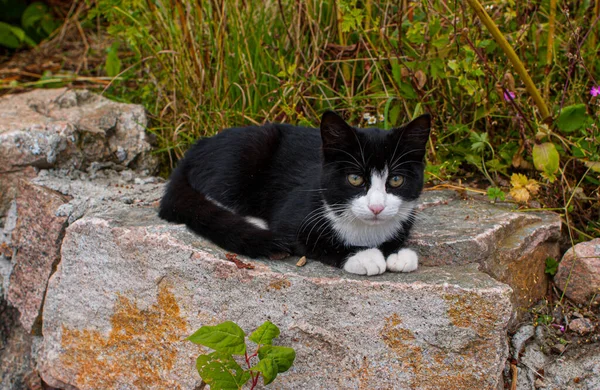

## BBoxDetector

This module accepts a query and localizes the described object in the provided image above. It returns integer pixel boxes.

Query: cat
[159,111,431,275]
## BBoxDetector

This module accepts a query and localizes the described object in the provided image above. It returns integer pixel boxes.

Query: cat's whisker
[390,160,424,171]
[298,208,328,233]
[389,149,426,170]
[324,148,364,170]
[351,131,367,167]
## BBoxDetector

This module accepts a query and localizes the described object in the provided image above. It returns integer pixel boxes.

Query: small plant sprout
[486,187,505,202]
[188,320,296,389]
[544,257,559,276]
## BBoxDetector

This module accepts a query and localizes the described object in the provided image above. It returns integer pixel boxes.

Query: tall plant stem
[544,0,557,99]
[465,0,552,122]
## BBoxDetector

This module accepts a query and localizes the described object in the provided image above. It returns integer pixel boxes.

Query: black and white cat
[159,111,431,276]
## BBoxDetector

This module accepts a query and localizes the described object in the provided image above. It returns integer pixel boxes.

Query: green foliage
[189,320,295,389]
[556,104,589,133]
[89,0,599,237]
[257,345,296,373]
[487,187,505,202]
[0,1,58,49]
[196,352,251,390]
[104,42,122,78]
[545,257,559,276]
[188,321,247,355]
[248,321,280,345]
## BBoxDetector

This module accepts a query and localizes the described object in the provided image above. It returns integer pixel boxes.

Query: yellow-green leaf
[533,142,559,177]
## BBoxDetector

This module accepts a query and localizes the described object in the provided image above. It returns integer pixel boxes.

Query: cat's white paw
[386,248,419,273]
[343,248,386,276]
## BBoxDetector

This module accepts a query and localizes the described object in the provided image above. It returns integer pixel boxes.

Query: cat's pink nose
[369,204,385,215]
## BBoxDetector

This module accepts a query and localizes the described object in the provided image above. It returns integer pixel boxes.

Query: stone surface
[0,168,567,389]
[0,296,37,390]
[511,324,535,360]
[0,88,158,216]
[516,341,600,390]
[554,238,600,305]
[412,190,561,315]
[6,180,70,332]
[38,198,513,389]
[569,318,595,335]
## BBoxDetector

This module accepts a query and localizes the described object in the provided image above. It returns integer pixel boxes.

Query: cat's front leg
[343,248,386,276]
[386,248,419,273]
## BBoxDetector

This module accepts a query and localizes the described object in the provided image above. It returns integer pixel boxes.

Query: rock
[0,88,158,215]
[411,191,561,317]
[534,378,546,388]
[511,324,535,359]
[517,342,600,390]
[36,185,514,389]
[0,297,37,390]
[551,343,566,354]
[1,168,568,388]
[569,318,595,335]
[554,238,600,305]
[6,180,70,333]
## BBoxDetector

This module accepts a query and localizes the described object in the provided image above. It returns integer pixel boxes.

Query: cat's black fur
[159,111,431,268]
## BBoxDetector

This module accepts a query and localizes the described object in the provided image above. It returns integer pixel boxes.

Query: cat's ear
[320,111,356,150]
[389,113,432,159]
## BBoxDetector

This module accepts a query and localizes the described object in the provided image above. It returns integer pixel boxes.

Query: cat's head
[319,111,431,246]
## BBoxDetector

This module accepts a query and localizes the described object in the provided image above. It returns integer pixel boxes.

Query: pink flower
[591,86,600,97]
[503,90,515,101]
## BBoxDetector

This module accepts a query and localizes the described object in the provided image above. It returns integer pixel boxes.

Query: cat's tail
[158,168,289,259]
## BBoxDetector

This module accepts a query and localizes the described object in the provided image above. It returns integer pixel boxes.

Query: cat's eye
[347,174,364,187]
[388,175,404,187]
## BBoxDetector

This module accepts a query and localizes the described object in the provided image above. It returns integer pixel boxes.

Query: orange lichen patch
[443,293,498,336]
[60,284,189,389]
[380,313,486,390]
[268,278,291,290]
[357,356,372,390]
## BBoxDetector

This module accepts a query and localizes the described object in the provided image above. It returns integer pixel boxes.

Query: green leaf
[533,142,559,182]
[258,345,296,373]
[188,321,247,355]
[0,22,21,48]
[390,59,401,87]
[469,132,489,153]
[398,81,417,99]
[105,42,122,78]
[22,2,47,30]
[196,352,251,390]
[487,187,505,202]
[251,356,278,385]
[388,104,401,127]
[556,104,588,133]
[545,257,559,276]
[40,16,58,36]
[249,321,280,346]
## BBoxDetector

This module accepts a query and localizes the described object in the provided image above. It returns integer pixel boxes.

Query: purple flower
[503,90,516,101]
[591,86,600,97]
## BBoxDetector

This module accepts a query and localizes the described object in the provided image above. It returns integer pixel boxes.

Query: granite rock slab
[0,169,566,389]
[39,203,513,389]
[413,190,561,314]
